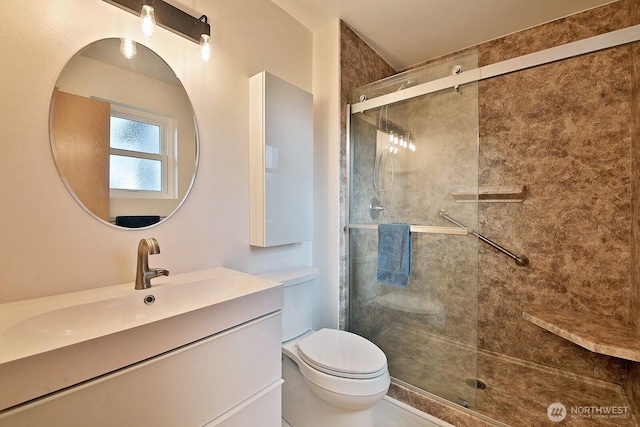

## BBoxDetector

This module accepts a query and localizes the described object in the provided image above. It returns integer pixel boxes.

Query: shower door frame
[349,24,640,116]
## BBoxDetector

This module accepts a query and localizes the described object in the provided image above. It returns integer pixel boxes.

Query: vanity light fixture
[103,0,211,60]
[200,32,211,61]
[139,2,156,38]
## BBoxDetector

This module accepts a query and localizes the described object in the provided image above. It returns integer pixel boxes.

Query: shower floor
[375,326,637,426]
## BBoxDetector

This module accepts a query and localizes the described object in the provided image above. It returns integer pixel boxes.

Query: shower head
[397,79,418,91]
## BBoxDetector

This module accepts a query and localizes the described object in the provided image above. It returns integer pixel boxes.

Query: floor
[376,326,638,426]
[373,396,454,427]
[281,395,453,427]
[475,349,637,426]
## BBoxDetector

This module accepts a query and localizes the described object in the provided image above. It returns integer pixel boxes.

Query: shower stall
[346,15,640,425]
[347,51,481,408]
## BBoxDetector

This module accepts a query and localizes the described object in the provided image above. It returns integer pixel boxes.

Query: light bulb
[120,38,137,59]
[200,34,211,61]
[140,4,156,38]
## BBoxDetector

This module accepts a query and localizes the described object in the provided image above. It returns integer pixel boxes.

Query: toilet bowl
[259,266,390,427]
[284,329,390,410]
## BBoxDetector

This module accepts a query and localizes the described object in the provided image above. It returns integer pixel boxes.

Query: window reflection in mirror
[50,38,198,229]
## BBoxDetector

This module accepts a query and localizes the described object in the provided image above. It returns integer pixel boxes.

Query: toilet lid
[296,329,387,379]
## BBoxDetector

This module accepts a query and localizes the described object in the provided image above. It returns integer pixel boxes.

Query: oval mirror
[50,38,198,229]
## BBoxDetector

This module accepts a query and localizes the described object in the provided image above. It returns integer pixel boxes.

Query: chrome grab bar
[438,210,529,267]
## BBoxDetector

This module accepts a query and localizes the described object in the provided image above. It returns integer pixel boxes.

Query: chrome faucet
[135,238,169,290]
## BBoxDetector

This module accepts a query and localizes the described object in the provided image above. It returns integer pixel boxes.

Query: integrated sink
[0,268,283,412]
[5,296,145,342]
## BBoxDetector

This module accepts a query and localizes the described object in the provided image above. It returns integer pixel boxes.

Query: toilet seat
[296,329,387,379]
[283,330,391,402]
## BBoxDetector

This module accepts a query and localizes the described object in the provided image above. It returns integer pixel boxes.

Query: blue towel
[376,224,412,288]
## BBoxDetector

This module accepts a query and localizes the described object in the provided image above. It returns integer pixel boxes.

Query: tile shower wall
[341,0,640,423]
[629,0,640,417]
[340,22,396,329]
[476,0,632,383]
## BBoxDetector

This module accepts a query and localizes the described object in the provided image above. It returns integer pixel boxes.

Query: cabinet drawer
[207,380,282,426]
[0,312,282,427]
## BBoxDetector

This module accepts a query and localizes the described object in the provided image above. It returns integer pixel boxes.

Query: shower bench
[523,305,640,362]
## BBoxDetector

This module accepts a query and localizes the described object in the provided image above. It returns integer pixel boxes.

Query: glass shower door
[348,52,479,408]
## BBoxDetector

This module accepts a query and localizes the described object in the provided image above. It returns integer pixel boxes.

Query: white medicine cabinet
[249,71,313,247]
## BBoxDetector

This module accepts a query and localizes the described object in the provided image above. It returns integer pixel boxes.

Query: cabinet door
[249,71,313,247]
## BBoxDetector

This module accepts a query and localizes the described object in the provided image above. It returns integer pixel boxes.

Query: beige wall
[0,0,319,303]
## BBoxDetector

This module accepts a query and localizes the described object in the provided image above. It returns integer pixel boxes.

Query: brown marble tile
[626,362,640,422]
[476,0,633,386]
[477,1,630,66]
[375,326,477,406]
[389,347,638,427]
[388,382,505,427]
[628,0,640,417]
[475,349,637,426]
[340,21,396,330]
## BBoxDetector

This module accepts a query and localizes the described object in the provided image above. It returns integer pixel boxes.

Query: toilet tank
[258,266,319,342]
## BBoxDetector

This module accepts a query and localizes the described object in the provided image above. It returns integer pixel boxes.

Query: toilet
[259,266,390,427]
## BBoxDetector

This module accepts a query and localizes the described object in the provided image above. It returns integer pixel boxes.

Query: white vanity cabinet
[0,312,283,426]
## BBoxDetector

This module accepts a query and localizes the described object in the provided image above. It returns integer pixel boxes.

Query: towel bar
[348,223,468,236]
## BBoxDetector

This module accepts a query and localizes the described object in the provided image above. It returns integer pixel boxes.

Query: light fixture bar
[103,0,210,43]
